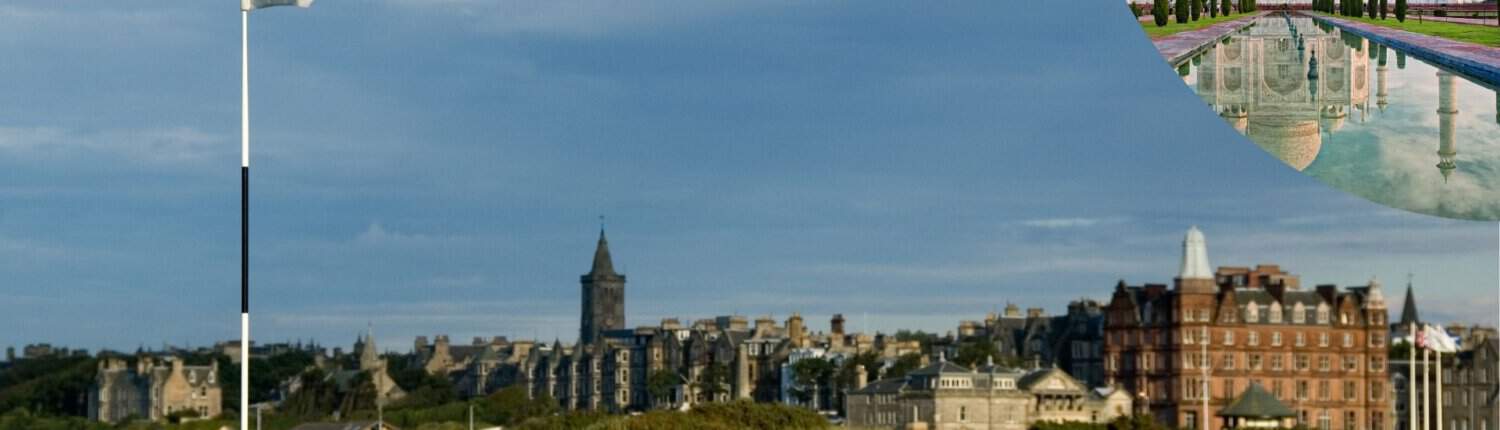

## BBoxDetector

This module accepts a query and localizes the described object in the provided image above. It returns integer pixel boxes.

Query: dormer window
[1246,303,1260,323]
[1269,305,1283,324]
[1316,304,1330,324]
[1292,304,1307,324]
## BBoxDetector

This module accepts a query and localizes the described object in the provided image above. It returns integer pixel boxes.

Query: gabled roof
[1220,383,1295,418]
[1017,368,1084,394]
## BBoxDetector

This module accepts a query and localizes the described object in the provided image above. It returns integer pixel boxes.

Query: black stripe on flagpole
[242,166,249,314]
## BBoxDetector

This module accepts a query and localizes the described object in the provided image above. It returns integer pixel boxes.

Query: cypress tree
[1154,0,1170,26]
[1379,0,1387,18]
[1207,0,1216,18]
[1395,0,1406,21]
[1192,0,1203,20]
[1176,0,1191,23]
[1368,0,1377,18]
[1223,0,1233,15]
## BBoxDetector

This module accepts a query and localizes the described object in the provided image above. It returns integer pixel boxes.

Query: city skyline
[0,1,1493,352]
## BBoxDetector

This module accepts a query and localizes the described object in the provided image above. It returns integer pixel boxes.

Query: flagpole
[240,8,251,430]
[1410,322,1417,430]
[1424,347,1432,430]
[1436,346,1443,430]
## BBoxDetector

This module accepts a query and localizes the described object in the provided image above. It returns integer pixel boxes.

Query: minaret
[579,229,626,345]
[1376,45,1389,112]
[1176,226,1215,293]
[1436,71,1459,182]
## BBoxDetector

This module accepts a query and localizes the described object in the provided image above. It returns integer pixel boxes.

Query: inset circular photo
[1131,1,1500,220]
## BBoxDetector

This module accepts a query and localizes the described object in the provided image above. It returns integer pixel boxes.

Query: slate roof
[907,361,971,376]
[1220,383,1295,418]
[848,377,908,395]
[1400,284,1421,326]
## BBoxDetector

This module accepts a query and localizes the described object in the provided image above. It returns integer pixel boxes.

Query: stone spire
[589,229,617,277]
[1399,281,1421,326]
[580,228,626,345]
[1178,226,1213,280]
[359,325,380,371]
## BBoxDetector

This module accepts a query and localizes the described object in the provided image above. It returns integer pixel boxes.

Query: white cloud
[355,222,429,245]
[0,126,225,164]
[1018,217,1126,229]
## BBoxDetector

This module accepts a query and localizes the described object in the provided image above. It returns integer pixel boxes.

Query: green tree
[1368,0,1377,18]
[952,340,1001,368]
[788,357,835,409]
[476,386,560,426]
[645,370,682,409]
[1395,0,1407,21]
[1175,0,1191,23]
[883,353,924,381]
[1379,0,1387,18]
[1223,0,1233,15]
[1153,0,1170,26]
[1191,0,1203,20]
[694,363,731,403]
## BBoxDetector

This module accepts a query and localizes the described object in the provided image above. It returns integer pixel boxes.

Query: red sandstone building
[1103,227,1391,430]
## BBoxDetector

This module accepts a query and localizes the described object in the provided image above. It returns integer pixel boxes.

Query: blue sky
[0,1,1493,353]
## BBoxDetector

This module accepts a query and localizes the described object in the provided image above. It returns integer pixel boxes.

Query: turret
[1176,226,1216,294]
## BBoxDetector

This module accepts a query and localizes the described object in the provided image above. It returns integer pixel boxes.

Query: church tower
[579,229,625,345]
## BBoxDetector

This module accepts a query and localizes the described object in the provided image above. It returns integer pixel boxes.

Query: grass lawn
[1139,12,1256,39]
[1316,13,1500,47]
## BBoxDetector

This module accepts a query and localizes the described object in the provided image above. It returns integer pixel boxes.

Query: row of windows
[1177,378,1386,402]
[1112,329,1384,349]
[1110,352,1385,374]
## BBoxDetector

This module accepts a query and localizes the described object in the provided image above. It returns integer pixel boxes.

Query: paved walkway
[1152,12,1270,66]
[1307,13,1500,85]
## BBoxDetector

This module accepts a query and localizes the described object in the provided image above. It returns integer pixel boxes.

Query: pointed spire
[589,227,618,277]
[1400,279,1421,326]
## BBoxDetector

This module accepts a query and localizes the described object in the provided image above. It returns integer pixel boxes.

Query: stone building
[88,356,222,423]
[1392,320,1498,430]
[845,359,1132,429]
[321,330,405,406]
[1103,227,1391,430]
[1437,336,1498,430]
[580,229,625,345]
[953,299,1107,387]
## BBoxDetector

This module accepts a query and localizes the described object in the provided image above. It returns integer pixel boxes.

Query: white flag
[242,0,314,11]
[1423,324,1458,353]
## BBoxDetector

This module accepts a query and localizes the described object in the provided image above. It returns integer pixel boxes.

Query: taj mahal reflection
[1179,14,1500,220]
[1196,18,1371,171]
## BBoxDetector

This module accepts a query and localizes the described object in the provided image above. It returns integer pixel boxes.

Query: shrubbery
[1176,0,1191,23]
[1154,0,1171,27]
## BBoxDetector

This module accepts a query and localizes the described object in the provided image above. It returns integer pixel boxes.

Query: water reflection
[1196,18,1368,170]
[1180,15,1500,220]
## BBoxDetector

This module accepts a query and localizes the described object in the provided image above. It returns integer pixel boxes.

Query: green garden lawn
[1139,13,1256,38]
[1318,13,1500,47]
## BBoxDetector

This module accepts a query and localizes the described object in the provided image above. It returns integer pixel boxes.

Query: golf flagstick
[239,2,314,429]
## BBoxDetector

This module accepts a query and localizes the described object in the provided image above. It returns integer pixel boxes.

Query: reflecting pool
[1178,15,1500,221]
